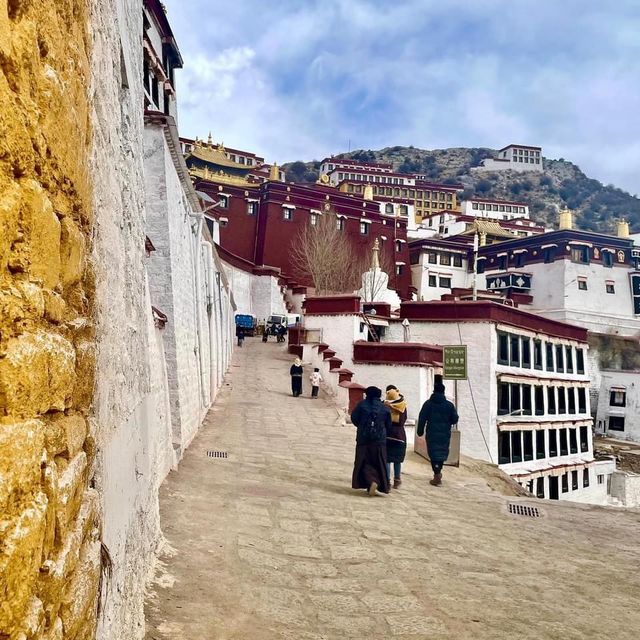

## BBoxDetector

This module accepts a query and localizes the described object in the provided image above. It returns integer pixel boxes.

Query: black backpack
[361,408,385,443]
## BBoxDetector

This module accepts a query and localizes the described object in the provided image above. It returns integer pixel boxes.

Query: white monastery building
[479,144,544,172]
[391,301,613,504]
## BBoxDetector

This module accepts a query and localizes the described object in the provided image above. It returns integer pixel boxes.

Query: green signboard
[443,345,467,380]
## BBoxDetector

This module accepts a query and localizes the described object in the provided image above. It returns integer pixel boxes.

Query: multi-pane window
[310,213,318,226]
[559,429,568,456]
[498,333,509,365]
[533,340,543,370]
[548,429,558,457]
[555,345,564,372]
[439,276,452,288]
[571,470,579,490]
[522,385,532,415]
[568,387,576,414]
[440,254,451,266]
[576,349,585,374]
[428,252,437,264]
[543,246,556,263]
[566,346,574,373]
[583,468,590,487]
[571,246,589,264]
[606,282,615,294]
[283,207,293,221]
[578,278,588,291]
[428,275,437,287]
[522,338,531,368]
[580,426,589,453]
[453,255,463,267]
[547,387,556,414]
[336,218,345,231]
[557,387,566,414]
[609,416,625,431]
[569,428,578,454]
[218,195,229,209]
[546,343,554,371]
[536,430,545,459]
[359,222,368,235]
[577,388,587,413]
[510,335,520,366]
[561,473,569,493]
[247,201,257,216]
[610,389,626,406]
[534,386,544,415]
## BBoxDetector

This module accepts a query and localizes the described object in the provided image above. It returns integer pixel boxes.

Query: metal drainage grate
[206,450,228,459]
[508,502,541,518]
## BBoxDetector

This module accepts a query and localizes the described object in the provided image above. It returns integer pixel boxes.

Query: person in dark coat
[236,325,244,347]
[384,385,408,489]
[289,358,303,397]
[350,386,391,496]
[417,381,459,486]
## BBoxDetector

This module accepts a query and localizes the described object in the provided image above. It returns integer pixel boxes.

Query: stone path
[145,340,640,640]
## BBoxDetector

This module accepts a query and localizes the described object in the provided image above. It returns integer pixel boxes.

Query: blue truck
[235,314,256,337]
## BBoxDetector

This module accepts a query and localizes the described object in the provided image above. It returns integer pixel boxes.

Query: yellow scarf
[385,390,407,423]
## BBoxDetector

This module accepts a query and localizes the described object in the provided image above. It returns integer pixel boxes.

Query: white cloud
[165,0,640,193]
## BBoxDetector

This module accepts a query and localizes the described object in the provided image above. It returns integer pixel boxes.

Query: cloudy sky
[164,0,640,194]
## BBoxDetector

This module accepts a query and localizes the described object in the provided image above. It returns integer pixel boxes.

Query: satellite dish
[195,190,216,204]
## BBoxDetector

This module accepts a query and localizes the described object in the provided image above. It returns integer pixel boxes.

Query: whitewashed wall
[223,262,287,320]
[517,259,640,336]
[610,471,640,507]
[91,0,165,636]
[388,320,497,463]
[595,369,640,442]
[352,363,432,424]
[144,124,205,451]
[303,314,367,368]
[90,3,236,636]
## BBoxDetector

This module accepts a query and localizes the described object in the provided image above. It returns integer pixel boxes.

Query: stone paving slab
[145,340,640,640]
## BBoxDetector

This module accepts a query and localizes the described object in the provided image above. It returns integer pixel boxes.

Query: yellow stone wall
[0,1,101,639]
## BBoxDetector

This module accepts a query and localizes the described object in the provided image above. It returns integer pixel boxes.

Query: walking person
[350,387,391,496]
[236,325,244,347]
[309,368,322,398]
[384,385,407,489]
[290,357,303,397]
[417,381,459,486]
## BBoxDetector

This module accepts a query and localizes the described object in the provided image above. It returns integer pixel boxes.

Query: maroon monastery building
[180,137,413,299]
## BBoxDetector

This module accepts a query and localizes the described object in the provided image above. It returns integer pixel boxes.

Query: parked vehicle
[266,314,287,333]
[235,314,256,337]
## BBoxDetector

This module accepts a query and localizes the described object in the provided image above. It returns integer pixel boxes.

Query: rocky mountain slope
[283,147,640,233]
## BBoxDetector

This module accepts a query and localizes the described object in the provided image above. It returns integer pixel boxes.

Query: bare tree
[290,211,362,294]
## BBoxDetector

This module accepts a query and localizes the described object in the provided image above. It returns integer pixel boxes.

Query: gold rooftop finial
[618,218,630,238]
[207,132,213,146]
[558,207,573,230]
[371,237,380,270]
[269,162,280,181]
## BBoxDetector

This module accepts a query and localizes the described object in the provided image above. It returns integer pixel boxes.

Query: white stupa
[357,238,401,310]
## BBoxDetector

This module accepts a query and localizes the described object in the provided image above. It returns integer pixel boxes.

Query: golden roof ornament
[269,162,280,181]
[207,132,213,146]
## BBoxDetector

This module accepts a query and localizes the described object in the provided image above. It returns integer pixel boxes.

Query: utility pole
[472,232,479,302]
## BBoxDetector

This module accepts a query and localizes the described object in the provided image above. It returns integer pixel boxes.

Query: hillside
[282,147,640,233]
